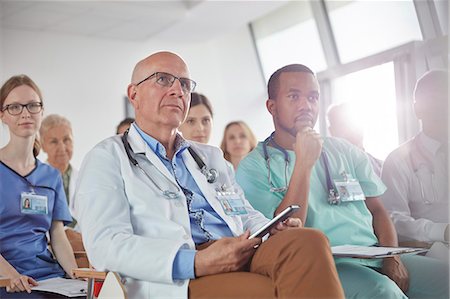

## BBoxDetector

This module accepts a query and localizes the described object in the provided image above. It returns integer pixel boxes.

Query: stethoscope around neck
[262,132,339,204]
[121,130,218,200]
[410,135,437,204]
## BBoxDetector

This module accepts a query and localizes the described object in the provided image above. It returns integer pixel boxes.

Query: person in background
[381,70,449,261]
[0,75,78,298]
[220,121,257,170]
[40,114,78,228]
[179,92,213,144]
[40,114,87,268]
[75,51,345,299]
[116,117,135,135]
[236,64,449,299]
[327,102,383,176]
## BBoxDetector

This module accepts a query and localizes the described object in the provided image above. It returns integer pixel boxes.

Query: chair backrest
[65,229,90,268]
[97,272,127,299]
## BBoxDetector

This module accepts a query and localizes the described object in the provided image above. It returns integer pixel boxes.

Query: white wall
[1,26,270,168]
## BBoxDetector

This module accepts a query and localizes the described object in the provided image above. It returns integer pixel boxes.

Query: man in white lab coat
[75,51,344,299]
[381,70,449,261]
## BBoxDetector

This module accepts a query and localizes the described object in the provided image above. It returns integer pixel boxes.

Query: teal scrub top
[236,137,387,267]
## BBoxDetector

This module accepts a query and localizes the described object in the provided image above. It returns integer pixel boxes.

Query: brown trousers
[189,228,344,298]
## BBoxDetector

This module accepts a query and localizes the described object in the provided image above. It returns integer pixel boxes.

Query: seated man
[381,70,449,261]
[327,102,383,176]
[236,64,449,298]
[75,51,344,299]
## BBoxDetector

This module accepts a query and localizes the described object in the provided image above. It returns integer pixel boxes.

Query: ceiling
[0,0,289,42]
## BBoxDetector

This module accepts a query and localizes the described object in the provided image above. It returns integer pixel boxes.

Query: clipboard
[331,245,429,259]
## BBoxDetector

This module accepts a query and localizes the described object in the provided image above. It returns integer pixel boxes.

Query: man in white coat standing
[75,51,344,299]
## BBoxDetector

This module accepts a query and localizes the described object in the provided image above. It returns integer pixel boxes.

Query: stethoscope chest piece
[204,168,218,184]
[327,189,340,205]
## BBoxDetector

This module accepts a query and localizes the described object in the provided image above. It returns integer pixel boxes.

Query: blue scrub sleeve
[51,173,72,225]
[172,249,196,280]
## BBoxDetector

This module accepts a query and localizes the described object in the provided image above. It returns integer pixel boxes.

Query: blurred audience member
[381,70,448,261]
[220,121,257,170]
[327,102,382,176]
[179,92,213,143]
[40,114,78,228]
[116,117,135,134]
[0,75,77,297]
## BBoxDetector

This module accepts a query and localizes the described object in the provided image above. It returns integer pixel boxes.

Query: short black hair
[267,64,315,100]
[190,92,213,118]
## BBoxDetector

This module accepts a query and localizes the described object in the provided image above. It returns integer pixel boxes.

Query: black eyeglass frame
[135,72,197,93]
[1,102,44,116]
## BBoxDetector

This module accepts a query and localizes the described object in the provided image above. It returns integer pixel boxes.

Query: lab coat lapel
[127,126,178,185]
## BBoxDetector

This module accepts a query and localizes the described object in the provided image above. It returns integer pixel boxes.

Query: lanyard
[320,151,340,205]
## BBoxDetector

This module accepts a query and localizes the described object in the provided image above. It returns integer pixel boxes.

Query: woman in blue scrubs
[0,75,79,298]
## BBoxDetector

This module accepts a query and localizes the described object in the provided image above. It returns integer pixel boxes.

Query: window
[331,62,398,160]
[252,1,327,80]
[326,0,422,63]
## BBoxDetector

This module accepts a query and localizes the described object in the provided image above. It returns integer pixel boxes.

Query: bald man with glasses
[75,51,344,299]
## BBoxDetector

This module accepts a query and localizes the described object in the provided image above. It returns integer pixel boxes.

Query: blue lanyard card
[21,192,48,214]
[333,180,365,202]
[216,192,248,216]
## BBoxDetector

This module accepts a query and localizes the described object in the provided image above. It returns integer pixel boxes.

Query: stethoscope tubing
[121,130,217,199]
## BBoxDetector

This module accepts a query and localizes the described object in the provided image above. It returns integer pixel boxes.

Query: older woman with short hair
[40,114,78,228]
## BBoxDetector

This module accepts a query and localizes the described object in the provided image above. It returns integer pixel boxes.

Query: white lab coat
[75,125,269,299]
[381,132,448,243]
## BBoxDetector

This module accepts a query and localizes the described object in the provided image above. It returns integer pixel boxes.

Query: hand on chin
[294,119,313,131]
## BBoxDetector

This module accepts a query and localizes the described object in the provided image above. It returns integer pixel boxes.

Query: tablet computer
[249,205,300,239]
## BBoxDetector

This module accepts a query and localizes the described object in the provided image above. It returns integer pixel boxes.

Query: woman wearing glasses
[179,92,214,144]
[0,75,78,297]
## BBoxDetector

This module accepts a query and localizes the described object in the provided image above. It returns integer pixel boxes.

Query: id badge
[333,180,365,202]
[21,192,48,214]
[216,192,248,216]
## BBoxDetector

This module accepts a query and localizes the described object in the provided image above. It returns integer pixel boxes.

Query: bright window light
[252,1,327,81]
[326,0,422,63]
[256,21,327,80]
[332,62,398,160]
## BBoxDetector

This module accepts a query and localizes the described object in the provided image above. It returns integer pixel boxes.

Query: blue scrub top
[0,159,72,281]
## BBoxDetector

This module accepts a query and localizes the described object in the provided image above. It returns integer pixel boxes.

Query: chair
[73,268,127,299]
[66,229,90,268]
[97,272,127,299]
[0,276,11,288]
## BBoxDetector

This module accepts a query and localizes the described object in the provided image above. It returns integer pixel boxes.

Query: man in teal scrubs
[236,64,448,298]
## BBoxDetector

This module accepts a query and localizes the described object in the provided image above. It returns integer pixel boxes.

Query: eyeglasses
[1,102,43,116]
[136,72,196,94]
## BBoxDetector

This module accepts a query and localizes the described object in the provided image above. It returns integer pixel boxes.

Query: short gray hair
[40,114,72,140]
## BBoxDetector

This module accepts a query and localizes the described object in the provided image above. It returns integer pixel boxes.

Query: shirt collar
[418,131,441,156]
[133,123,190,158]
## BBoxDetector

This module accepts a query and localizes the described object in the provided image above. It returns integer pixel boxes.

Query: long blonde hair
[0,75,43,157]
[220,121,257,162]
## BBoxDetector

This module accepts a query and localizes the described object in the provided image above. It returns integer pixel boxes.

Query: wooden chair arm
[0,277,11,287]
[73,251,88,258]
[399,241,432,249]
[73,268,107,280]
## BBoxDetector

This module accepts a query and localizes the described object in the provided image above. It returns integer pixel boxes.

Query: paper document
[331,245,428,259]
[31,277,87,297]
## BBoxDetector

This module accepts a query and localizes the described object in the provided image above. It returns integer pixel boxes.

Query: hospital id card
[216,193,248,216]
[333,180,365,202]
[21,192,48,214]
